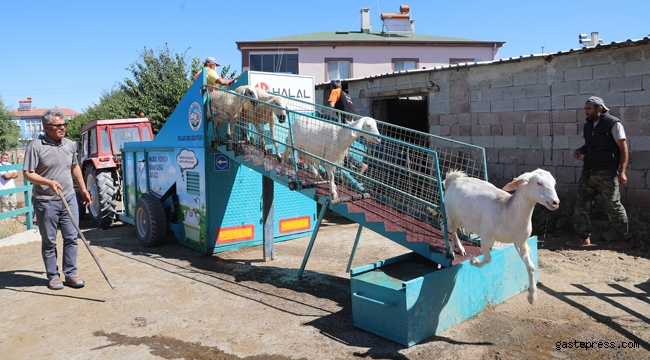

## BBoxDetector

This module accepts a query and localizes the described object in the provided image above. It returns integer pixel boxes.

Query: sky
[1,0,648,114]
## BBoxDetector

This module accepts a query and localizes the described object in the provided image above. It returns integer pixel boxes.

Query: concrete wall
[346,41,650,208]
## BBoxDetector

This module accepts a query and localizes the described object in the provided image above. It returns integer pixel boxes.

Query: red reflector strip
[278,216,311,234]
[216,224,255,243]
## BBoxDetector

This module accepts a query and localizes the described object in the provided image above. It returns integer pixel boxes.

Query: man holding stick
[23,109,91,290]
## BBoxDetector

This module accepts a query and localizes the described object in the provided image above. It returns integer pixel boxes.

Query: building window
[326,59,352,81]
[449,58,476,65]
[249,53,298,74]
[393,59,418,72]
[25,119,43,137]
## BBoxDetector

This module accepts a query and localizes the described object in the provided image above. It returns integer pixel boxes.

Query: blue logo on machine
[214,154,230,171]
[188,101,202,132]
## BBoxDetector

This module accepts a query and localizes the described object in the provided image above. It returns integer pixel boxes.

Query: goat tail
[444,170,467,190]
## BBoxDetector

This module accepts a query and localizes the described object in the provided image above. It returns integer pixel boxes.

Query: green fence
[0,163,33,230]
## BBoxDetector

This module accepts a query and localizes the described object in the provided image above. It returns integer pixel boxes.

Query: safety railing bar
[208,116,449,212]
[208,107,443,163]
[356,150,442,183]
[225,131,442,200]
[213,117,442,212]
[0,185,32,197]
[287,148,441,211]
[206,88,485,172]
[253,91,487,152]
[205,87,485,237]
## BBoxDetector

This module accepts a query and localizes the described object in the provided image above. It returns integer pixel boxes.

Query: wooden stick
[58,191,115,289]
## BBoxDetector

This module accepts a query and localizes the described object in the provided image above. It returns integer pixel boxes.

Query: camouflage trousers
[573,169,630,240]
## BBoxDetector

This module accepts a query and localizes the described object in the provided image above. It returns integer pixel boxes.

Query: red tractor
[78,118,154,228]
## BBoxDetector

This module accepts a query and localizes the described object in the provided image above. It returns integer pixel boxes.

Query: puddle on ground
[93,330,303,360]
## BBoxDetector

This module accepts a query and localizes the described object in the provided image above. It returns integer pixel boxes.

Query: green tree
[0,97,21,152]
[66,88,129,142]
[119,44,200,134]
[219,65,240,86]
[69,45,244,140]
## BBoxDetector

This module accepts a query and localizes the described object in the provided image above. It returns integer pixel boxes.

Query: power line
[0,85,108,92]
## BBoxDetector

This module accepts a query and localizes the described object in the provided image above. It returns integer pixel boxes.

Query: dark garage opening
[372,96,428,133]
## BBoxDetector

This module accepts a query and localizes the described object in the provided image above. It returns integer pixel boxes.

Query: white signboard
[247,71,315,111]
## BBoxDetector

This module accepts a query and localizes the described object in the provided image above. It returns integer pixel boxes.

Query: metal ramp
[207,86,488,268]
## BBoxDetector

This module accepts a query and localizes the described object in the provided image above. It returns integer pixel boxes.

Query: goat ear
[349,118,365,138]
[503,178,528,192]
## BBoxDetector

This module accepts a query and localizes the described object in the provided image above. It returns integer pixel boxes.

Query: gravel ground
[0,211,649,360]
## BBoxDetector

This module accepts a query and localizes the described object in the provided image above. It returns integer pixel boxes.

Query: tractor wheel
[85,164,117,229]
[135,193,167,247]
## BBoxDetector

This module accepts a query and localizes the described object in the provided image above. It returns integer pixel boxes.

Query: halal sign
[255,82,269,91]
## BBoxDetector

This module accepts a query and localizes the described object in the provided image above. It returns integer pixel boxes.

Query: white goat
[235,86,288,156]
[443,169,560,305]
[208,87,258,144]
[282,116,381,199]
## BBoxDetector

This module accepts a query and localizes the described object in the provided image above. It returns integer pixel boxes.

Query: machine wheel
[75,191,86,221]
[135,193,167,247]
[85,164,117,229]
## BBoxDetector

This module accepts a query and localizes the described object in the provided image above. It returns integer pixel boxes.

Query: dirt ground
[1,207,649,360]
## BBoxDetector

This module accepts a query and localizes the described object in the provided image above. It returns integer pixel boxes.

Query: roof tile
[11,108,79,118]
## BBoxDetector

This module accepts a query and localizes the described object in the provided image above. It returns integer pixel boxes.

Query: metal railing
[206,86,487,253]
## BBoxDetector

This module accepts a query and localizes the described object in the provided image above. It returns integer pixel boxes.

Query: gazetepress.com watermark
[556,340,641,350]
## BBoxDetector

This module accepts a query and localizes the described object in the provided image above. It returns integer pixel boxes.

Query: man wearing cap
[566,96,633,250]
[194,57,235,87]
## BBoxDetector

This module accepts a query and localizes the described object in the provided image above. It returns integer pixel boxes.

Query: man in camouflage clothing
[566,96,634,250]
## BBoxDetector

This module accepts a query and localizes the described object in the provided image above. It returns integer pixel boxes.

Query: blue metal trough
[350,237,539,347]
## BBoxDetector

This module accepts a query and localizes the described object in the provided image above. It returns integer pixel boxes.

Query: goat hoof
[470,258,479,266]
[528,292,537,305]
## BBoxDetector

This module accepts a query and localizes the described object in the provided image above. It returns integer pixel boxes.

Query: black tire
[85,164,117,229]
[135,193,167,247]
[75,191,86,221]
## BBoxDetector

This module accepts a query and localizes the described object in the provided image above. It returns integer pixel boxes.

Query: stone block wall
[347,41,650,208]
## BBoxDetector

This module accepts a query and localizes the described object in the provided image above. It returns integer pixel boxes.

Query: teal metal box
[120,70,316,254]
[349,237,538,347]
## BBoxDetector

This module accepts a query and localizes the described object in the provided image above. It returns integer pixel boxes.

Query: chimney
[18,96,33,111]
[578,31,603,47]
[360,8,371,33]
[591,31,601,45]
